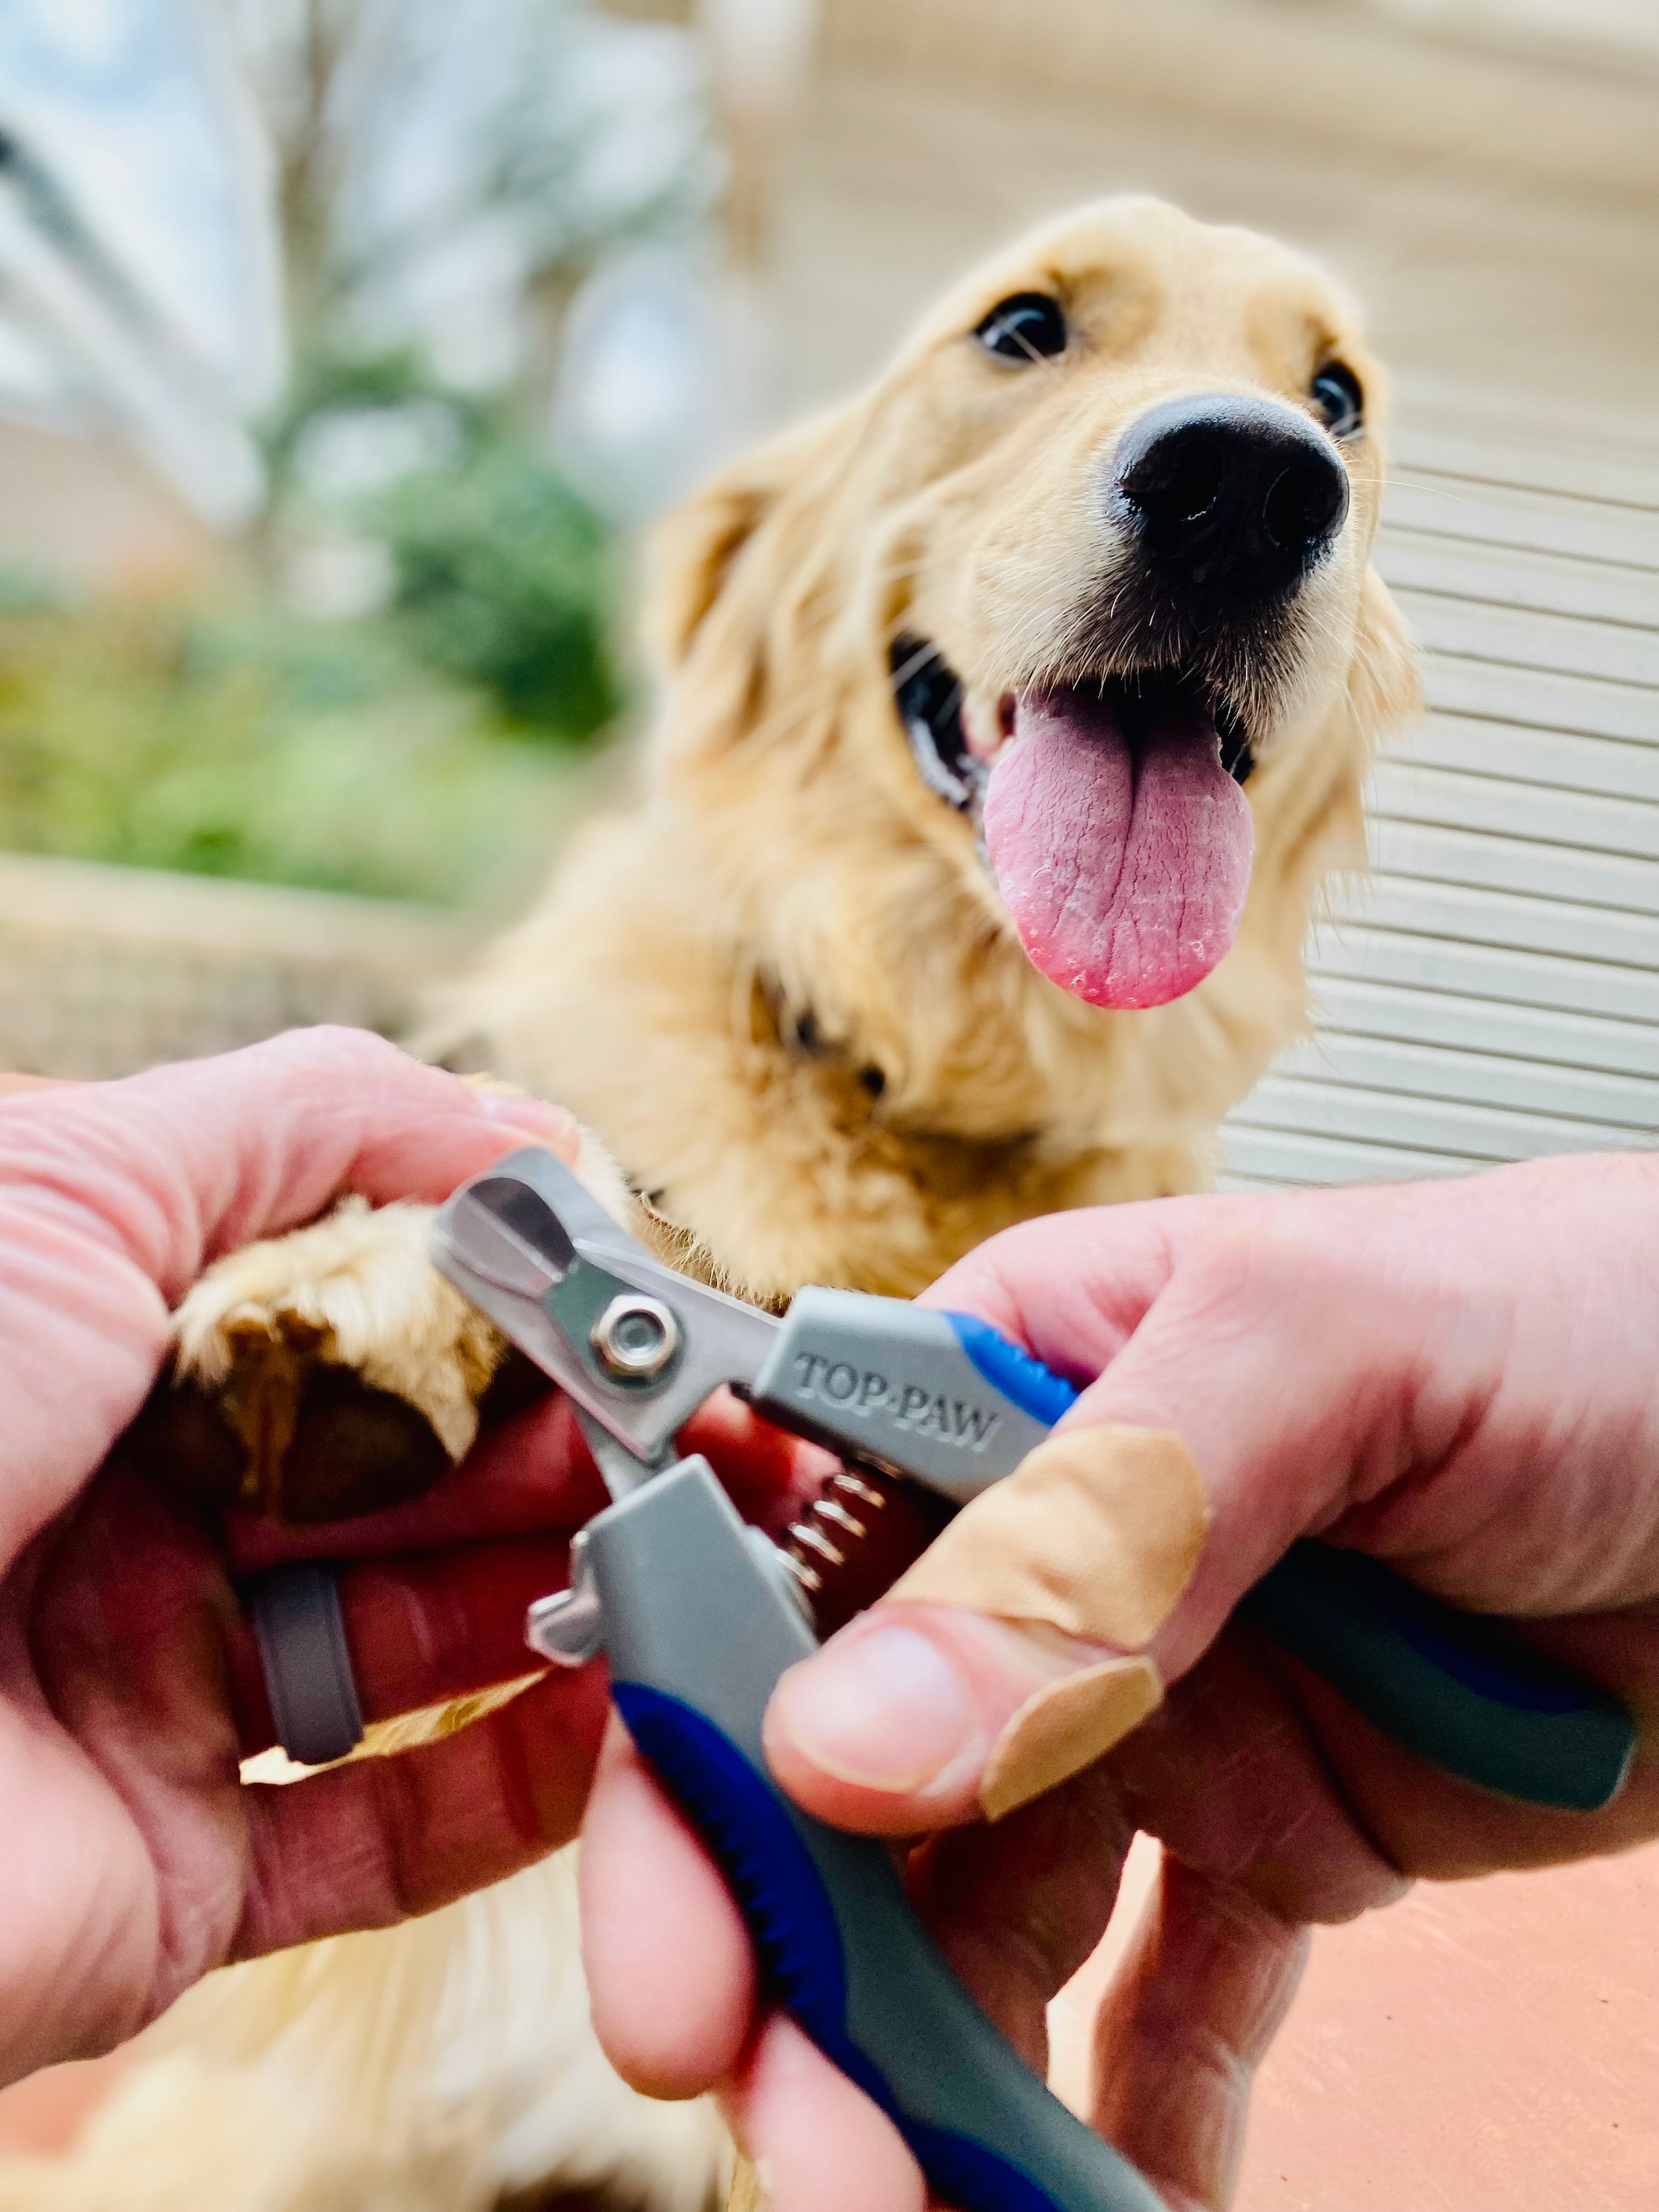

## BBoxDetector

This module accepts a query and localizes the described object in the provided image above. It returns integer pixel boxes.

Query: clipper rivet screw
[591,1294,680,1379]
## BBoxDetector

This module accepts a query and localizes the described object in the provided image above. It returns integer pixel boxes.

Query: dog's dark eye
[1310,363,1364,439]
[974,293,1068,365]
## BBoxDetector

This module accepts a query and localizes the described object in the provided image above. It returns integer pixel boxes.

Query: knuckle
[1181,1193,1354,1319]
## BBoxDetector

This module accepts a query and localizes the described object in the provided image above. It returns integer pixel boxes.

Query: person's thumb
[763,1205,1422,1835]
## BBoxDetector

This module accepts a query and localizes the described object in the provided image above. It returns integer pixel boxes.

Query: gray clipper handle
[749,1288,1060,1501]
[586,1459,1162,2212]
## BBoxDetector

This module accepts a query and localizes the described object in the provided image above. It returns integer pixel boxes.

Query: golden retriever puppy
[5,198,1415,2212]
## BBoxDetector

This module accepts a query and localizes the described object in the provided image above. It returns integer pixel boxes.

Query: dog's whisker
[1384,472,1498,508]
[888,636,948,692]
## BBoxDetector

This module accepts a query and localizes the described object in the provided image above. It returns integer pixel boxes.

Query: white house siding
[1222,401,1659,1187]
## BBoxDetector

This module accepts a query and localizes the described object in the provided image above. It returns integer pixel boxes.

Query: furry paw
[136,1197,509,1524]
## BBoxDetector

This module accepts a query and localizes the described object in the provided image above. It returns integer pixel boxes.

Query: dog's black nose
[1111,395,1349,614]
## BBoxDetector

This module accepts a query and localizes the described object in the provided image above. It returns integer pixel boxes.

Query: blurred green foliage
[0,355,628,905]
[0,592,601,908]
[384,443,619,736]
[0,0,719,910]
[268,349,624,743]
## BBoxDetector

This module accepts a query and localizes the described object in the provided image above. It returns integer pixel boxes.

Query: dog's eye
[974,293,1068,365]
[1310,363,1364,439]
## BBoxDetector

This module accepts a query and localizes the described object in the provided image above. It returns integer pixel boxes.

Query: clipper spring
[784,1461,957,1638]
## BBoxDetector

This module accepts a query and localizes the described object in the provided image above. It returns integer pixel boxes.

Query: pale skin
[0,1029,815,2091]
[580,1154,1659,2212]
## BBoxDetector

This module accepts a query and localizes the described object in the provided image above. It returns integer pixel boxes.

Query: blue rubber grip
[945,1310,1083,1426]
[614,1682,1162,2212]
[941,1314,1634,1811]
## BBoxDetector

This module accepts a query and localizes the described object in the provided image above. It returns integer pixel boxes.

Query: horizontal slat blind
[1222,404,1659,1191]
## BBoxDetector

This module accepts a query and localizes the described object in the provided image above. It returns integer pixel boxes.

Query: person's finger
[231,1660,611,1964]
[0,1029,577,1560]
[972,1158,1659,1635]
[1253,1625,1659,1880]
[923,1184,1436,1680]
[1,1025,577,1298]
[1111,1632,1409,1924]
[576,1738,1139,2211]
[1086,1854,1307,2212]
[725,2012,924,2212]
[907,1757,1135,2074]
[224,1389,608,1570]
[225,1381,826,1578]
[917,1192,1232,1384]
[580,1722,756,2099]
[331,1535,570,1727]
[577,1740,1128,2145]
[221,1384,823,1760]
[226,1532,576,1754]
[754,1195,1278,1834]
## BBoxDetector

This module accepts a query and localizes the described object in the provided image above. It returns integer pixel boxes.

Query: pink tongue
[982,690,1254,1008]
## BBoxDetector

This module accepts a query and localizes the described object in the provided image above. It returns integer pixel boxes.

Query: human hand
[581,1154,1659,2210]
[0,1027,811,2090]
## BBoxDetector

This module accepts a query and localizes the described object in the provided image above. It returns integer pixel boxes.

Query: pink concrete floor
[1052,1836,1659,2211]
[1235,1845,1659,2211]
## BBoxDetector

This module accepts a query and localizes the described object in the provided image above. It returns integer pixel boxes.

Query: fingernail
[478,1092,579,1148]
[770,1627,974,1793]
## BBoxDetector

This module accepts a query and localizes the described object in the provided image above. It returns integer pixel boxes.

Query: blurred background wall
[775,0,1659,418]
[7,0,1656,580]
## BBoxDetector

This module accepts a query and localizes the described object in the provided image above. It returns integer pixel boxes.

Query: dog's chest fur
[444,786,1314,1307]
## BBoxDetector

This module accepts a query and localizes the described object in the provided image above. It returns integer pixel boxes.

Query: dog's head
[647,196,1415,1043]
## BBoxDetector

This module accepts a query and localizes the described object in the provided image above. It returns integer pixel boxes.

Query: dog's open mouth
[893,637,1256,1011]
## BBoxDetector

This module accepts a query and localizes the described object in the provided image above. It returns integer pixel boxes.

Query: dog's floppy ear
[642,413,842,674]
[644,472,772,672]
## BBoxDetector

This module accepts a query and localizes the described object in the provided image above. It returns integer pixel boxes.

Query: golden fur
[452,198,1413,1301]
[4,198,1416,2212]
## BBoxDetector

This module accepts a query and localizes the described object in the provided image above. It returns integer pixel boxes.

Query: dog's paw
[143,1198,509,1524]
